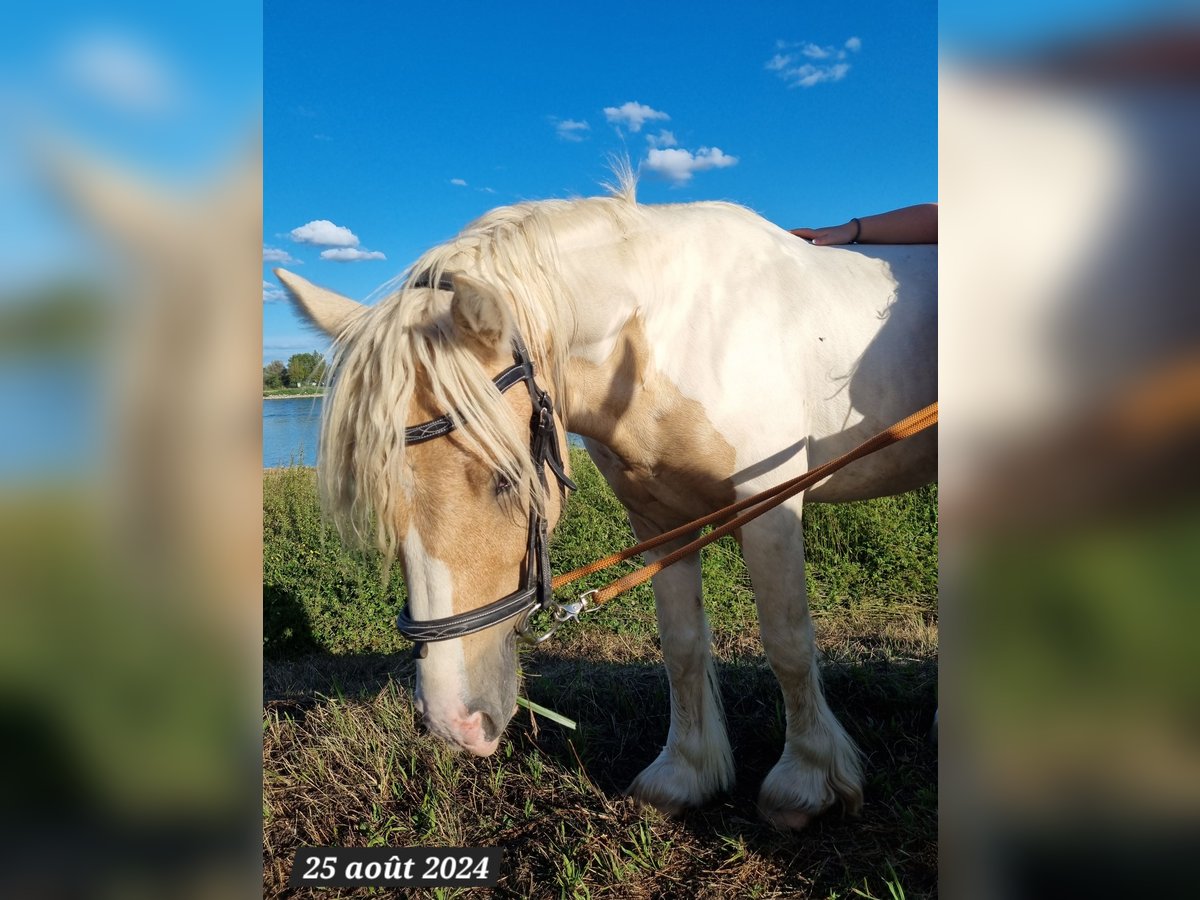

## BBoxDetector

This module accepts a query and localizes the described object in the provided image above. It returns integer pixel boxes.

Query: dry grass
[264,460,937,898]
[264,611,936,899]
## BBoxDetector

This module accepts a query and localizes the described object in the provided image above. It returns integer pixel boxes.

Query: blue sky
[263,1,937,364]
[0,2,261,289]
[0,0,1180,368]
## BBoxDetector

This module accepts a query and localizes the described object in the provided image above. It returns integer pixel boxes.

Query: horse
[275,176,936,829]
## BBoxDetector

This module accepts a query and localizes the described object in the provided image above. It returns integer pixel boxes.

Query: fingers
[789,227,825,243]
[789,226,839,245]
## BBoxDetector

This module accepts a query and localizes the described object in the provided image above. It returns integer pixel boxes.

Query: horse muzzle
[413,689,510,757]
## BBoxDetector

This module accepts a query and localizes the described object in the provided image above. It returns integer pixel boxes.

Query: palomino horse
[276,177,936,828]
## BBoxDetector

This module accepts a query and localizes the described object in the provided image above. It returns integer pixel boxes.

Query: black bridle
[395,276,576,657]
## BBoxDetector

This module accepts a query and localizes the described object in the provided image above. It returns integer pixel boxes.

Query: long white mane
[319,175,641,566]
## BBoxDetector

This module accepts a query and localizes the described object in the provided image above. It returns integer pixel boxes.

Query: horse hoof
[626,772,699,817]
[755,759,855,830]
[758,804,813,831]
[629,791,687,818]
[626,749,731,816]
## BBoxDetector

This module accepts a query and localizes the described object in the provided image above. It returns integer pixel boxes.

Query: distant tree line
[0,280,109,354]
[264,351,327,390]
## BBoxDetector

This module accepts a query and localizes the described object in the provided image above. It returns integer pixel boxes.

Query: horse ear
[39,136,179,253]
[449,274,513,352]
[275,269,365,337]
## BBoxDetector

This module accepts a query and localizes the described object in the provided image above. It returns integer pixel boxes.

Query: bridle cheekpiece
[395,274,578,658]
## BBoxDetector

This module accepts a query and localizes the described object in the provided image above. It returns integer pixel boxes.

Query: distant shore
[264,390,324,400]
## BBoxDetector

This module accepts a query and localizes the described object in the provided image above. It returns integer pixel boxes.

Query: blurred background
[0,2,261,897]
[940,2,1200,898]
[1,0,1198,897]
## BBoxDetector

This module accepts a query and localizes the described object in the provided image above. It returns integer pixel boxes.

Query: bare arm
[790,203,938,245]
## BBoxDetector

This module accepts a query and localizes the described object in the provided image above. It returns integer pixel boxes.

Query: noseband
[395,275,576,657]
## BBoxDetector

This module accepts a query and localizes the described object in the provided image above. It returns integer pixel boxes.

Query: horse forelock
[317,190,639,569]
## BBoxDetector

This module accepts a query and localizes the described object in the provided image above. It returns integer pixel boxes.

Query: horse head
[277,269,570,756]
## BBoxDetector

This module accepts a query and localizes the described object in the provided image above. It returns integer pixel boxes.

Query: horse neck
[546,200,759,454]
[553,243,663,449]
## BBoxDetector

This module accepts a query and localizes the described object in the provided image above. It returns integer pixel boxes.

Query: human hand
[789,220,858,245]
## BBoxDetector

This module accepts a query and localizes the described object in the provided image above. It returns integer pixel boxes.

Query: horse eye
[494,474,513,496]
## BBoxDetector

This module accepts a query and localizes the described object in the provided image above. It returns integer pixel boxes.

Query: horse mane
[318,174,641,567]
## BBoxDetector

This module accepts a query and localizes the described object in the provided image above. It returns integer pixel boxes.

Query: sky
[0,0,1179,369]
[0,2,261,288]
[263,1,938,365]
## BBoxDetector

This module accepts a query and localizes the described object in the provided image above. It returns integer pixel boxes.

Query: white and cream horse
[277,178,936,828]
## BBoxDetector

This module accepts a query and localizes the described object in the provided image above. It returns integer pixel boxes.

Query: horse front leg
[739,502,864,829]
[624,512,734,814]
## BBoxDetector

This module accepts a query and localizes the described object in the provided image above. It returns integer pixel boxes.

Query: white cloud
[555,119,591,142]
[450,178,468,187]
[604,101,669,133]
[263,280,286,303]
[768,38,861,88]
[263,246,300,264]
[320,247,386,262]
[787,62,851,88]
[646,129,677,149]
[642,146,737,185]
[58,32,178,114]
[289,219,359,247]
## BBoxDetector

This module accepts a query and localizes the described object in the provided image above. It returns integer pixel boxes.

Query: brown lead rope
[550,401,938,608]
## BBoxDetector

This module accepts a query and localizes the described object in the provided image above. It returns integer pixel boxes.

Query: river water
[264,395,583,468]
[263,396,323,467]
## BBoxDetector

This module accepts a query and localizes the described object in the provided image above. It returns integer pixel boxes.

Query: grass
[265,387,325,398]
[264,449,938,898]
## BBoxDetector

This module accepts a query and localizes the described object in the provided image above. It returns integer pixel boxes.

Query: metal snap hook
[515,591,596,645]
[552,590,595,623]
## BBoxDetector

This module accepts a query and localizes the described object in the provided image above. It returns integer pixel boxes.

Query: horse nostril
[478,710,500,742]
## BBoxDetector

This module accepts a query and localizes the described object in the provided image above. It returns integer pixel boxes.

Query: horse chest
[569,316,741,525]
[584,435,736,531]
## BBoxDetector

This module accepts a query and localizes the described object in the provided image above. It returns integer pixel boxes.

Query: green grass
[263,449,938,898]
[265,450,936,658]
[264,387,325,398]
[263,466,407,657]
